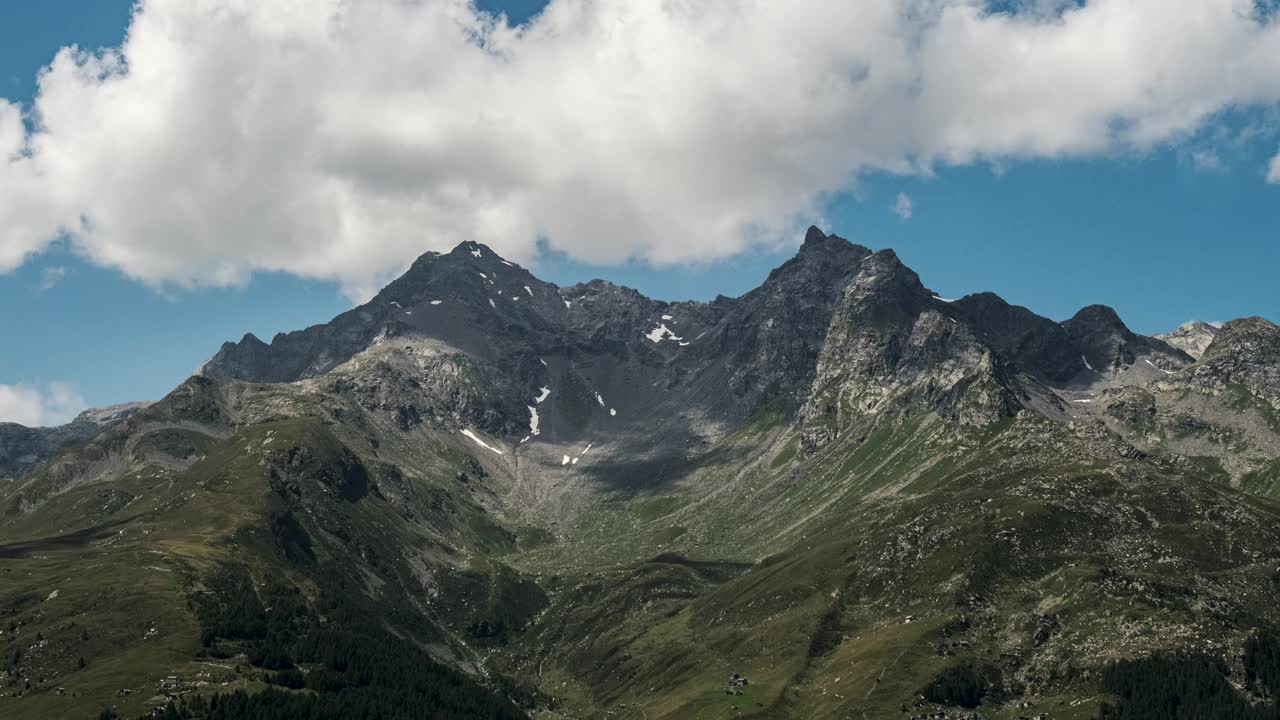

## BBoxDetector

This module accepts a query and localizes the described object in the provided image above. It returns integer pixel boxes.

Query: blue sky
[2,1,1278,424]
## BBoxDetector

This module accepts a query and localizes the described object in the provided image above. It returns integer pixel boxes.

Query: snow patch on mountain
[645,323,683,343]
[461,429,503,455]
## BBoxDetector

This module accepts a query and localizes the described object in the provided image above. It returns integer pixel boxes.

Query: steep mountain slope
[2,228,1279,720]
[1085,317,1280,494]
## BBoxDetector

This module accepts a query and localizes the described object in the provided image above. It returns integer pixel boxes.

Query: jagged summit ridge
[199,233,877,390]
[198,231,1220,427]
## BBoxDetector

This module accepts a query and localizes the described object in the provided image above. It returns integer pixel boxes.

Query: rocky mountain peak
[192,228,1223,448]
[837,248,932,324]
[802,224,828,245]
[800,248,1021,449]
[1065,304,1130,333]
[1208,317,1280,372]
[1216,315,1279,337]
[1191,316,1280,408]
[1062,303,1190,374]
[380,241,539,302]
[1156,320,1222,360]
[797,224,863,255]
[764,227,871,289]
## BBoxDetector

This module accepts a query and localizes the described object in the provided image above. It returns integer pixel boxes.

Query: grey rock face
[929,295,1195,390]
[326,343,529,437]
[0,402,150,480]
[1156,321,1222,360]
[1184,317,1280,408]
[947,292,1082,383]
[705,226,872,409]
[800,249,1022,450]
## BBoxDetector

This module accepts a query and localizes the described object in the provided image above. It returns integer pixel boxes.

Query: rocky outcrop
[1156,321,1221,360]
[946,292,1081,383]
[0,402,149,479]
[800,250,1022,450]
[702,226,872,408]
[1182,317,1280,409]
[326,342,528,437]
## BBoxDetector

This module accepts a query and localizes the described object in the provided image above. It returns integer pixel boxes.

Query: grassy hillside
[496,410,1280,718]
[4,357,1280,719]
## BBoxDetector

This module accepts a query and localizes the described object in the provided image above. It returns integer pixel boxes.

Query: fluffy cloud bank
[2,0,1280,298]
[0,382,86,427]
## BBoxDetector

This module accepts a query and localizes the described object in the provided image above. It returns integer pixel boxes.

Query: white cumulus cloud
[2,0,1280,299]
[0,382,87,427]
[891,192,913,220]
[1268,149,1280,183]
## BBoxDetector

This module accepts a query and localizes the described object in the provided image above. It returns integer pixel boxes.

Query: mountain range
[2,227,1279,719]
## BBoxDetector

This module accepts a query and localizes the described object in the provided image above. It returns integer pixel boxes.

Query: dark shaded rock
[947,292,1080,383]
[268,437,370,504]
[1063,304,1191,374]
